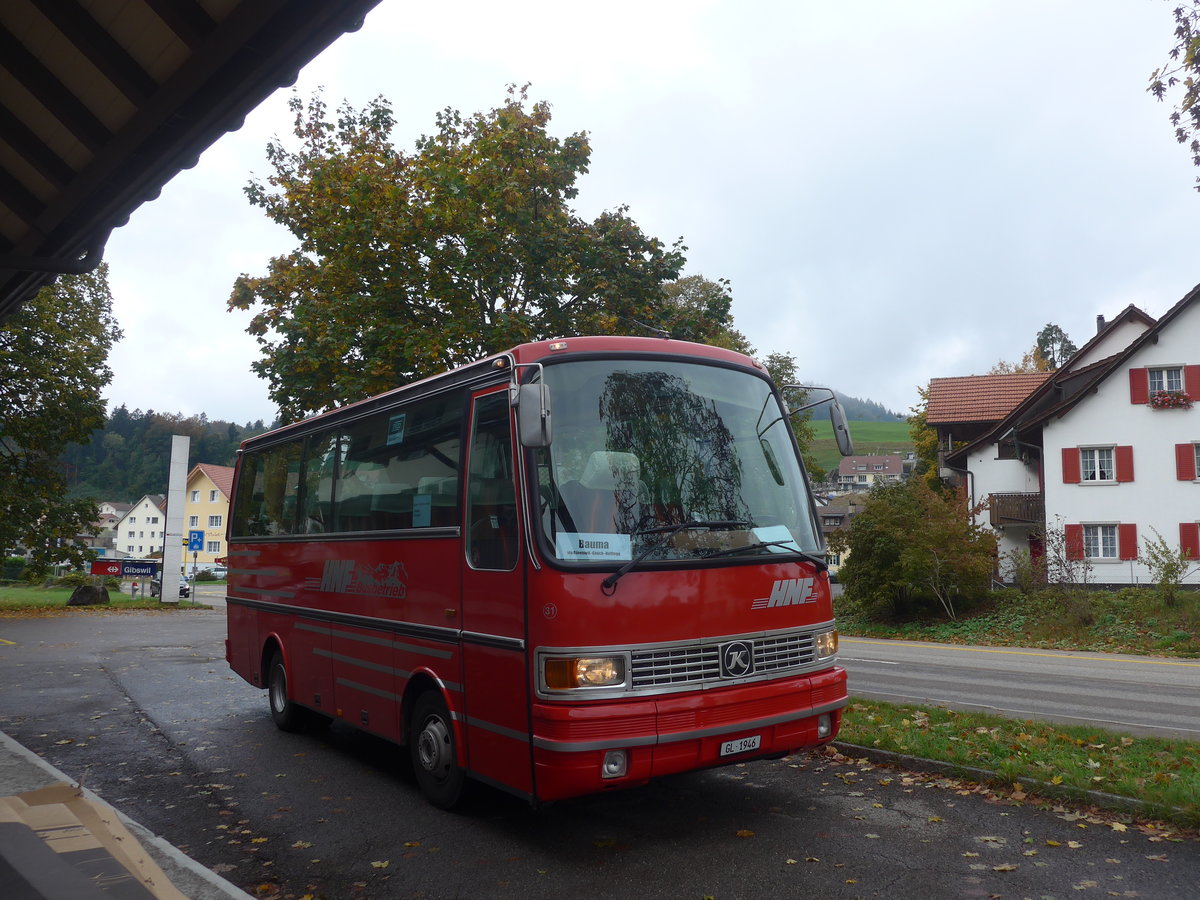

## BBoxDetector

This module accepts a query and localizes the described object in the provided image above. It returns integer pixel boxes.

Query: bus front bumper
[530,665,847,803]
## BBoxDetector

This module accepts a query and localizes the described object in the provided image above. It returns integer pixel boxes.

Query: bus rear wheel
[267,650,306,732]
[409,691,466,809]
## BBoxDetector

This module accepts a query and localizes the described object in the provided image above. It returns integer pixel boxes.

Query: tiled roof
[925,373,1051,425]
[193,464,236,500]
[837,455,903,476]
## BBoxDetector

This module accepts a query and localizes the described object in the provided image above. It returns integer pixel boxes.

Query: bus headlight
[544,656,626,690]
[816,630,838,659]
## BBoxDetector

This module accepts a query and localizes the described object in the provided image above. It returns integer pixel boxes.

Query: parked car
[149,577,190,598]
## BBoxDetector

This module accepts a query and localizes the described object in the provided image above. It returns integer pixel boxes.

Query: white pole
[161,435,190,604]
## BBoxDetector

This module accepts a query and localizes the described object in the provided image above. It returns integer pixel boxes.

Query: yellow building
[180,464,235,575]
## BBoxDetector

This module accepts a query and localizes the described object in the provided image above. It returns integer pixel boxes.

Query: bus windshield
[534,358,820,566]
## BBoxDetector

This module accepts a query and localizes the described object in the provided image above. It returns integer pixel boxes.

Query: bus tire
[409,691,466,809]
[267,650,306,733]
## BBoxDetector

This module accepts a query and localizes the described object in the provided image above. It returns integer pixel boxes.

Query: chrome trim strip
[532,698,848,753]
[228,527,460,543]
[335,677,399,701]
[238,586,296,599]
[461,630,525,652]
[463,715,530,743]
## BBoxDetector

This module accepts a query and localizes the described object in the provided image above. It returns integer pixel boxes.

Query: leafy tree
[1139,527,1198,606]
[230,86,686,421]
[988,345,1052,374]
[907,384,945,493]
[1150,4,1200,191]
[759,351,824,481]
[827,479,996,620]
[0,267,122,574]
[657,275,753,352]
[1034,323,1077,370]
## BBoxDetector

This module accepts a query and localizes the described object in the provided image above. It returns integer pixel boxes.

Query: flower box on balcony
[1150,390,1193,409]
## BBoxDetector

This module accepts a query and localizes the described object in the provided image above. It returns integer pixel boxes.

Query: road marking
[842,638,1200,668]
[0,637,15,645]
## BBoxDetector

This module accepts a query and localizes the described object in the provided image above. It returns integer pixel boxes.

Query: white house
[113,494,167,560]
[944,286,1200,586]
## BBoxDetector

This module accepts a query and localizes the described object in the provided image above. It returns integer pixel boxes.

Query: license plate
[719,734,761,757]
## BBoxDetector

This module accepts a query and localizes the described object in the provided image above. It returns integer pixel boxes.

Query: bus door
[459,387,531,796]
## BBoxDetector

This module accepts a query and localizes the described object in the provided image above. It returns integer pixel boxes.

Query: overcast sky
[101,0,1199,425]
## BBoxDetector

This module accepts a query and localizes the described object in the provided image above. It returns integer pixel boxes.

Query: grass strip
[0,585,208,612]
[838,697,1200,831]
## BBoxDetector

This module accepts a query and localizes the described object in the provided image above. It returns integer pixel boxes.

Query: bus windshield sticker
[386,412,407,446]
[555,533,632,561]
[752,525,801,553]
[412,493,432,527]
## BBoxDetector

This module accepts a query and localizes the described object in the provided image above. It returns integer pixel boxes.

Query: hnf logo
[720,640,755,678]
[751,577,816,610]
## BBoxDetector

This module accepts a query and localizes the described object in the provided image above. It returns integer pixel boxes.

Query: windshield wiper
[600,519,750,593]
[701,542,829,570]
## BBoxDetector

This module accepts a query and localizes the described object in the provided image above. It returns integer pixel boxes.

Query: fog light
[601,749,627,779]
[817,713,832,739]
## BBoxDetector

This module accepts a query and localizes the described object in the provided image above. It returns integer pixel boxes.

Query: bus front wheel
[409,691,466,809]
[267,650,306,732]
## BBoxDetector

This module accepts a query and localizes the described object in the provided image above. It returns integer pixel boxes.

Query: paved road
[0,610,1196,899]
[840,637,1200,741]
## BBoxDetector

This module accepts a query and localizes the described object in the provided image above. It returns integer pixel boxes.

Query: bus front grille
[630,631,819,688]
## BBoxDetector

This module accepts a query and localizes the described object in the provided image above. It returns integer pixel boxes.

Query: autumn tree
[658,275,753,353]
[231,86,687,421]
[1150,3,1200,190]
[0,267,122,574]
[827,478,997,621]
[988,346,1051,375]
[1034,323,1077,370]
[760,351,824,482]
[907,384,945,493]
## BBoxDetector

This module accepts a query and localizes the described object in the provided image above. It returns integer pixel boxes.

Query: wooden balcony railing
[988,492,1044,526]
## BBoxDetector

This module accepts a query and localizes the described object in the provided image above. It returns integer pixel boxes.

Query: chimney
[1096,314,1106,333]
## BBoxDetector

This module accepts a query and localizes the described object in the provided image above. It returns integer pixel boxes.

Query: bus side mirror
[517,383,553,448]
[830,398,854,456]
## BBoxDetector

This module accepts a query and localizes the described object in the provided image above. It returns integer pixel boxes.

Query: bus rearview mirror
[518,383,553,448]
[830,398,854,456]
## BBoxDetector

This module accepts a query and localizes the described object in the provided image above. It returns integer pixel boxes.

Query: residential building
[818,496,862,578]
[943,291,1200,585]
[836,455,904,491]
[179,464,235,574]
[114,495,167,559]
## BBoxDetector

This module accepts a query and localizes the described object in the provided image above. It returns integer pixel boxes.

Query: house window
[127,530,134,537]
[190,490,199,502]
[1080,447,1114,482]
[208,515,223,527]
[129,516,136,524]
[138,531,144,538]
[150,531,156,538]
[207,540,221,553]
[1149,367,1183,393]
[822,516,842,526]
[856,474,867,483]
[210,490,218,502]
[189,515,199,527]
[150,516,159,524]
[1083,524,1118,559]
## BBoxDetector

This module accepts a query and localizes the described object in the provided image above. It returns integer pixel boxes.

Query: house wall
[115,497,165,559]
[1070,319,1151,369]
[964,450,1042,572]
[1043,301,1200,585]
[179,471,231,574]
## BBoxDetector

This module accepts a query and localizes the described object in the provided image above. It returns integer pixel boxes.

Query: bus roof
[240,335,764,451]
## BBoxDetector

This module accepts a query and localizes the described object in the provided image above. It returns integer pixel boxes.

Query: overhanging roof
[0,0,382,322]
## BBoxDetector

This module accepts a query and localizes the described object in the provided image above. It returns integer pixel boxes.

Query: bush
[3,556,26,580]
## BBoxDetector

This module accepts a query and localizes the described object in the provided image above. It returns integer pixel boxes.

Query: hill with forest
[61,405,273,502]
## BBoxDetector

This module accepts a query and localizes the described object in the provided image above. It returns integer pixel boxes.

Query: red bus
[225,336,853,807]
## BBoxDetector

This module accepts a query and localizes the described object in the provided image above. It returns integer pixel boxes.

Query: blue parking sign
[188,529,205,552]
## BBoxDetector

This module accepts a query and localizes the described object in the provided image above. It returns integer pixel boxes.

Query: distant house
[818,496,863,578]
[114,495,167,559]
[942,294,1200,585]
[836,455,904,491]
[179,464,235,574]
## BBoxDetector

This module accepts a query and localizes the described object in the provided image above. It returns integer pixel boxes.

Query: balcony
[988,492,1044,526]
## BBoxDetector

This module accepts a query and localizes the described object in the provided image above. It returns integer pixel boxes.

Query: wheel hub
[416,716,451,777]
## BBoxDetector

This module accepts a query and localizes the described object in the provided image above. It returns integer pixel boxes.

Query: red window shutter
[1061,448,1080,484]
[1118,523,1138,560]
[1114,445,1134,482]
[1186,365,1200,397]
[1129,368,1149,404]
[1180,523,1200,560]
[1177,443,1197,481]
[1065,524,1084,560]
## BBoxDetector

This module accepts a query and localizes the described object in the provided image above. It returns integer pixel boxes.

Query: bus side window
[466,393,518,570]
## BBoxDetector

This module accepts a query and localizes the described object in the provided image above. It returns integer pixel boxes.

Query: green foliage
[231,86,688,421]
[1034,323,1077,370]
[1140,527,1198,606]
[1150,3,1200,191]
[0,268,122,575]
[658,275,753,352]
[907,384,945,494]
[831,479,997,620]
[60,406,270,501]
[759,351,824,482]
[3,557,25,581]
